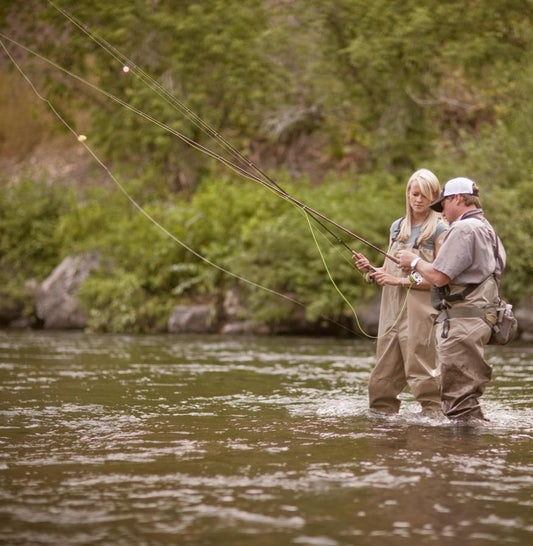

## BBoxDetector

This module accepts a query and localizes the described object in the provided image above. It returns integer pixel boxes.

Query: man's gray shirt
[432,216,506,284]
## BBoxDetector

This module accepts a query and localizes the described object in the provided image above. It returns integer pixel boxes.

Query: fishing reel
[408,270,423,285]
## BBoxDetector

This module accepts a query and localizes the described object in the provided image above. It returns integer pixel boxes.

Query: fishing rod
[47,0,397,264]
[0,30,399,265]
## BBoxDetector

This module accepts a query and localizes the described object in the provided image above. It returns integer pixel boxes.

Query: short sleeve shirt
[432,216,506,284]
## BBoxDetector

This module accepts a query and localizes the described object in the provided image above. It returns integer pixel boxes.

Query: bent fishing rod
[44,0,399,264]
[0,30,399,265]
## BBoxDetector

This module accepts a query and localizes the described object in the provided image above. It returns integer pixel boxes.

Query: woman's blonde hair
[397,168,443,246]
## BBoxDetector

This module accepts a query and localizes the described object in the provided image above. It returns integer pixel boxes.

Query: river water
[0,330,531,545]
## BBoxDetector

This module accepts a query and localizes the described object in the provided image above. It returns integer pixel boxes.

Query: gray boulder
[168,304,217,334]
[36,252,100,329]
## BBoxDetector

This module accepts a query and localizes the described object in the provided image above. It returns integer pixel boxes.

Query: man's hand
[397,250,451,287]
[398,250,417,272]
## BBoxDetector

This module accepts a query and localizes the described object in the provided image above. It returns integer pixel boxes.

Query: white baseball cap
[430,177,476,212]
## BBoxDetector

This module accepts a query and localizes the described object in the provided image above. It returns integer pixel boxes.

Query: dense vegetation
[1,0,532,333]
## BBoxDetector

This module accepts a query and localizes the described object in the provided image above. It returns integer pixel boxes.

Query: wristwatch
[410,257,421,270]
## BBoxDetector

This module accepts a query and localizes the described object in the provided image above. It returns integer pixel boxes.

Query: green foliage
[0,176,72,324]
[78,270,174,333]
[0,177,70,279]
[484,184,533,301]
[307,0,533,169]
[11,170,402,333]
[214,172,403,323]
[431,54,533,302]
[53,185,214,332]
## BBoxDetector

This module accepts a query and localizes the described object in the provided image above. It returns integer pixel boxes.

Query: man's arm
[397,250,451,287]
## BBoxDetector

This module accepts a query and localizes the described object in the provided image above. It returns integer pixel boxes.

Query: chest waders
[433,276,499,421]
[369,237,441,416]
[432,213,502,421]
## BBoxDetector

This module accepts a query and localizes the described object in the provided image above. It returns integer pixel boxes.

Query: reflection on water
[0,330,532,545]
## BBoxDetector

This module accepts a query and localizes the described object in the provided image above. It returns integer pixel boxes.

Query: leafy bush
[78,270,174,333]
[0,176,72,324]
[0,177,71,279]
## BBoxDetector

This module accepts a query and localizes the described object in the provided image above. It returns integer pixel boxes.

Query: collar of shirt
[459,208,483,221]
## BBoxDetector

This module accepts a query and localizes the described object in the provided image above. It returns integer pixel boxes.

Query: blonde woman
[353,169,447,417]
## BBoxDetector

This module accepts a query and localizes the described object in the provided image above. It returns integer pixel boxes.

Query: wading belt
[431,283,481,311]
[436,304,497,339]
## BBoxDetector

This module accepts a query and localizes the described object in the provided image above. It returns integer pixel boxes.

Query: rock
[220,289,269,335]
[168,304,217,334]
[221,321,269,336]
[223,289,248,321]
[35,252,100,329]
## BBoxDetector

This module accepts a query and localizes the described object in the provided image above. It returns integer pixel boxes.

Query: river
[0,330,532,545]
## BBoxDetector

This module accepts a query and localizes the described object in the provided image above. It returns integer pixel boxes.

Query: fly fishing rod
[42,1,401,265]
[1,30,399,266]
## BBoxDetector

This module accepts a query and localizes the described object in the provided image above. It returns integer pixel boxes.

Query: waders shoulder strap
[444,284,481,302]
[391,217,404,243]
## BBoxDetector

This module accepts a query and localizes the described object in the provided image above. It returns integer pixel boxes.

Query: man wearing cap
[398,177,506,422]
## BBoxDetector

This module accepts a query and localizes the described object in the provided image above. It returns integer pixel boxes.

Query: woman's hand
[352,251,373,272]
[372,270,401,287]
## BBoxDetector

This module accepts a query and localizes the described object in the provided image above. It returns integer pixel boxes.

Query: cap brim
[430,196,444,212]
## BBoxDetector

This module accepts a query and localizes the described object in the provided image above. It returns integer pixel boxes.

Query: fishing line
[42,2,410,336]
[0,28,393,296]
[0,36,362,337]
[3,2,401,324]
[1,10,409,336]
[44,0,400,266]
[303,210,409,339]
[0,29,356,289]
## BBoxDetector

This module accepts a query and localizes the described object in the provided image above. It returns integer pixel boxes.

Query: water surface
[0,330,532,545]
